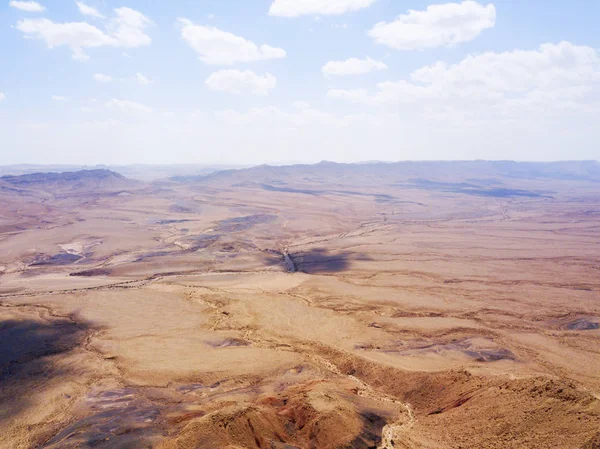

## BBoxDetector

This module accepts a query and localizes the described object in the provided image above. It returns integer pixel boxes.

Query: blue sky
[1,0,599,165]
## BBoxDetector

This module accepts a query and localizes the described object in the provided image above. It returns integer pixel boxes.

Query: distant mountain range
[0,169,137,191]
[1,161,599,196]
[0,164,249,181]
[172,160,600,185]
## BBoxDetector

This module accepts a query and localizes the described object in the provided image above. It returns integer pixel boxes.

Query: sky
[0,0,599,165]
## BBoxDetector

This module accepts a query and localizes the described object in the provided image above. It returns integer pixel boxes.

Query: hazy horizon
[1,0,600,165]
[1,158,600,170]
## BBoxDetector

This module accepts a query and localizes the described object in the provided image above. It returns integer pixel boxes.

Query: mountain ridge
[170,160,600,185]
[0,169,137,191]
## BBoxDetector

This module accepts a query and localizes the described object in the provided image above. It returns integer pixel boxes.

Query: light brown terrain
[0,161,599,449]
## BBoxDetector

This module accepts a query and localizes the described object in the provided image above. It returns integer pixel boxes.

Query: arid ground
[1,161,599,449]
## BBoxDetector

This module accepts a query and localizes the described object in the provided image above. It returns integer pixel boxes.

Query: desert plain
[0,161,599,449]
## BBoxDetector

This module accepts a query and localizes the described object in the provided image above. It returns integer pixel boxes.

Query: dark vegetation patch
[215,214,278,233]
[70,268,112,277]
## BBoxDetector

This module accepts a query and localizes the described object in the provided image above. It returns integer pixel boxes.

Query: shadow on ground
[290,248,372,274]
[0,310,91,433]
[0,315,87,377]
[404,179,552,198]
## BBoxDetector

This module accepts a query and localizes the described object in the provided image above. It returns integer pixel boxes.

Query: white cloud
[9,1,45,12]
[51,95,68,101]
[16,18,111,58]
[135,73,151,85]
[93,73,152,84]
[93,73,112,83]
[327,42,600,118]
[205,70,276,95]
[80,106,95,112]
[106,99,152,113]
[75,1,104,19]
[269,0,377,17]
[15,7,152,61]
[322,57,387,77]
[178,19,286,65]
[0,92,5,101]
[368,1,495,50]
[108,7,152,48]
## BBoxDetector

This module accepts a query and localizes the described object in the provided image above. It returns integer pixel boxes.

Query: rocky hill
[0,169,138,192]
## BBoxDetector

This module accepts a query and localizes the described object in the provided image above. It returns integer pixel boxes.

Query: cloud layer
[75,1,104,18]
[328,41,600,119]
[206,70,276,95]
[369,1,496,50]
[178,19,286,65]
[9,1,45,12]
[15,7,152,61]
[322,57,387,77]
[93,73,151,85]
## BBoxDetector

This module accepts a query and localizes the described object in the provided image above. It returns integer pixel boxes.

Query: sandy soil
[0,163,599,448]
